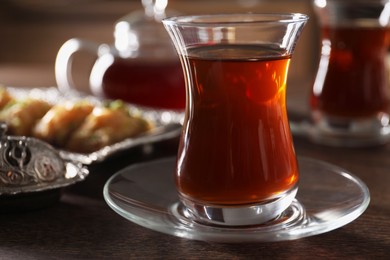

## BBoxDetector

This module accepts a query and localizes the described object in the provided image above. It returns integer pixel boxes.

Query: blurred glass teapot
[55,0,185,110]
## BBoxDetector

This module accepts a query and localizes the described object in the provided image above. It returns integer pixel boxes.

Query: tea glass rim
[162,13,309,27]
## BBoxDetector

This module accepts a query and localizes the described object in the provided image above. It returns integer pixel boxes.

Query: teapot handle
[55,38,101,94]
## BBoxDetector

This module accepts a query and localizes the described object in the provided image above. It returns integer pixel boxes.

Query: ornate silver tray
[6,87,183,165]
[0,123,88,196]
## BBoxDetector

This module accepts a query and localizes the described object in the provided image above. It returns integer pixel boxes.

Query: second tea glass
[163,13,308,226]
[310,0,390,146]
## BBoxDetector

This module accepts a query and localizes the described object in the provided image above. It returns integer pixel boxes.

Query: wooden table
[0,64,389,259]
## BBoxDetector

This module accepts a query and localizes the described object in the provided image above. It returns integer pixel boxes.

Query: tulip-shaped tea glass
[310,0,390,146]
[163,13,308,226]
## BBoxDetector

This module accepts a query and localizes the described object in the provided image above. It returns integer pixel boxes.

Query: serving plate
[5,86,183,164]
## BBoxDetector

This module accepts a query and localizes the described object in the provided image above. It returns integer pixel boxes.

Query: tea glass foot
[178,186,298,226]
[103,156,370,243]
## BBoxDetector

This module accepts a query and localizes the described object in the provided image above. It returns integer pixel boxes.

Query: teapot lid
[113,0,177,58]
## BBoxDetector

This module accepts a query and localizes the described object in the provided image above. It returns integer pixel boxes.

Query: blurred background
[0,0,318,112]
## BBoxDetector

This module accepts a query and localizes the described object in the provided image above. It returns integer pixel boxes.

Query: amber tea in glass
[177,45,298,205]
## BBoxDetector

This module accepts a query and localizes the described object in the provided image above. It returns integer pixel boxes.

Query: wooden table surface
[0,65,389,259]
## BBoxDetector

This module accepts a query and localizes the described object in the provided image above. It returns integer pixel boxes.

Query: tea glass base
[302,111,390,147]
[178,186,297,226]
[103,156,370,243]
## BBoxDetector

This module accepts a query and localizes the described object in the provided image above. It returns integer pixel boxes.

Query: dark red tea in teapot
[91,57,185,110]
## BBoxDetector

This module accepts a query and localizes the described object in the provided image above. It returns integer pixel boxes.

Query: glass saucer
[288,111,390,147]
[103,156,370,243]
